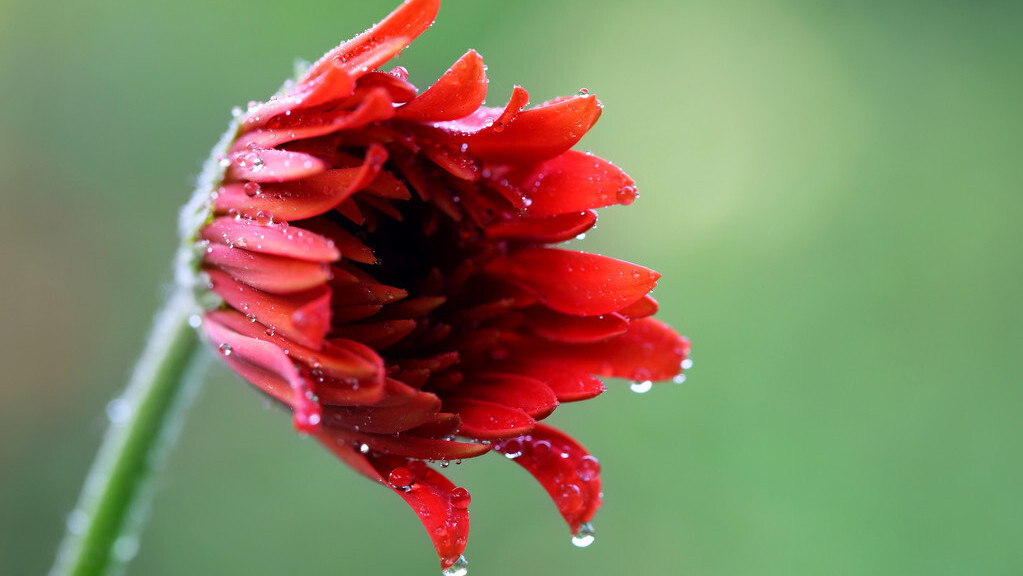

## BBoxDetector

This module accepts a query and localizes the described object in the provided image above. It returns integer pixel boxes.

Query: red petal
[486,248,659,316]
[200,217,340,262]
[325,389,441,434]
[523,308,629,344]
[329,428,491,461]
[454,373,559,419]
[485,211,597,243]
[207,270,332,349]
[226,148,327,183]
[501,360,606,403]
[203,243,330,294]
[445,398,536,440]
[510,149,636,217]
[396,50,487,122]
[330,319,417,349]
[464,95,602,164]
[618,294,659,319]
[493,424,602,534]
[203,315,321,432]
[511,317,688,382]
[301,0,440,83]
[311,439,472,570]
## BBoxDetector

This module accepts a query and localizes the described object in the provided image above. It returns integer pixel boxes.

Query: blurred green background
[2,0,1021,574]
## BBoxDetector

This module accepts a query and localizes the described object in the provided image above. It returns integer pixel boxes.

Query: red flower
[192,0,689,571]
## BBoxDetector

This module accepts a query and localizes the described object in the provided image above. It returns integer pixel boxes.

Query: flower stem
[50,289,205,576]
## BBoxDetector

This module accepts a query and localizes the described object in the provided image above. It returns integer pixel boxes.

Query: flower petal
[493,424,602,534]
[203,315,321,432]
[500,360,606,403]
[453,373,559,419]
[226,148,327,183]
[522,308,629,344]
[200,216,340,262]
[444,398,536,440]
[396,50,487,122]
[486,248,659,316]
[203,243,330,294]
[510,149,636,217]
[301,0,440,83]
[485,211,597,243]
[464,95,602,164]
[510,317,689,382]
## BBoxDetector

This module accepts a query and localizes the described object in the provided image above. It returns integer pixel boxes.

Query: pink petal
[203,243,331,294]
[226,148,327,183]
[493,424,602,534]
[200,217,340,262]
[396,50,487,122]
[207,270,332,349]
[486,248,659,316]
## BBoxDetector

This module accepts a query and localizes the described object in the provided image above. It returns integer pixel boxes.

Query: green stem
[50,289,205,576]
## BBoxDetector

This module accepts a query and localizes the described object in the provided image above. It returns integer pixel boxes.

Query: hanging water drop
[681,358,694,370]
[502,437,524,459]
[572,522,596,548]
[441,555,468,576]
[629,380,653,394]
[673,374,687,384]
[616,185,638,205]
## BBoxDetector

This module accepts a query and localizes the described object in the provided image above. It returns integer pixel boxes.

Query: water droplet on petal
[616,185,638,205]
[243,182,261,196]
[532,440,553,462]
[359,443,370,454]
[572,522,596,547]
[449,486,471,510]
[629,380,653,394]
[388,467,415,491]
[502,437,524,459]
[556,483,584,514]
[577,455,601,481]
[219,343,232,356]
[441,555,468,576]
[578,87,590,96]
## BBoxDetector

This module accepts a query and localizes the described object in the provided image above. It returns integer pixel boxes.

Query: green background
[2,0,1020,574]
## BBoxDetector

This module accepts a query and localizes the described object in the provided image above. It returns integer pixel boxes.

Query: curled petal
[311,438,471,570]
[486,248,659,316]
[203,315,321,432]
[464,95,602,164]
[396,50,487,122]
[493,424,602,534]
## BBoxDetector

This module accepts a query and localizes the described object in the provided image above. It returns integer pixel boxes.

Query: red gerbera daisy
[185,0,690,572]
